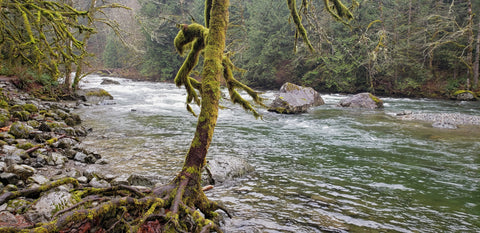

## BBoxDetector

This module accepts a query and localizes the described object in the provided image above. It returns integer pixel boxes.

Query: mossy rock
[9,122,35,139]
[12,111,30,121]
[0,99,9,109]
[23,103,38,113]
[338,93,384,109]
[9,105,24,112]
[452,90,477,101]
[16,142,35,150]
[0,108,10,127]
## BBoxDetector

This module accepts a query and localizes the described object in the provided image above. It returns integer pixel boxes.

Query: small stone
[77,176,88,184]
[74,152,87,163]
[111,175,129,186]
[89,177,111,189]
[27,174,50,185]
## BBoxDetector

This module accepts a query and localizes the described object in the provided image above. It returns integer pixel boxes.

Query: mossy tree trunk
[168,0,228,210]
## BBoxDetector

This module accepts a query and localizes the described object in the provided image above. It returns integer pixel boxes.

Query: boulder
[75,88,113,105]
[269,82,325,114]
[101,79,120,85]
[452,90,477,101]
[338,93,383,109]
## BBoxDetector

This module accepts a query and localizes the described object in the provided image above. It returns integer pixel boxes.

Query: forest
[1,0,480,99]
[96,0,480,99]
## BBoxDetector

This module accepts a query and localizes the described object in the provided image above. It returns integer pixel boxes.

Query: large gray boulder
[338,93,383,109]
[268,82,324,114]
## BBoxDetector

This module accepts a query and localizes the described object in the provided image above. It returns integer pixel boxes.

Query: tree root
[0,172,231,232]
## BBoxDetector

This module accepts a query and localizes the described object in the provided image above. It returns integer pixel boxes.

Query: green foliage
[102,35,130,69]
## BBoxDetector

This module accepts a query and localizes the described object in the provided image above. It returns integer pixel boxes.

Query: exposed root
[0,172,230,232]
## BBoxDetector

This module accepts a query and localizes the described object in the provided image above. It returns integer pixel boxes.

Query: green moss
[9,105,24,112]
[0,100,8,109]
[23,103,38,113]
[16,142,35,150]
[86,89,112,98]
[368,93,383,108]
[12,111,30,121]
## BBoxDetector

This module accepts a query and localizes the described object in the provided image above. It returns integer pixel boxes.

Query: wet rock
[269,82,324,114]
[101,78,120,85]
[25,190,76,223]
[203,156,254,185]
[9,122,35,139]
[75,88,114,105]
[89,177,111,189]
[338,93,383,109]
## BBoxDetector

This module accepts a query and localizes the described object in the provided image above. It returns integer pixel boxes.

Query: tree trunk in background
[466,0,474,90]
[474,19,479,89]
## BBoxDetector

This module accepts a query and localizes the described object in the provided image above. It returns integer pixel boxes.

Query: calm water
[76,75,480,233]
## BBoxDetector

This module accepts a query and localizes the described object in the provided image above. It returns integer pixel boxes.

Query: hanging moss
[287,0,314,52]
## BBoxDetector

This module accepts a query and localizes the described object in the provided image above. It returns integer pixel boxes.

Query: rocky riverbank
[0,79,162,227]
[397,111,480,129]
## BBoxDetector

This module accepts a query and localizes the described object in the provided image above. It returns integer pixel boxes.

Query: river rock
[338,93,383,109]
[25,190,76,223]
[128,174,155,187]
[8,164,35,180]
[269,82,325,114]
[0,108,10,127]
[0,172,19,185]
[8,122,35,139]
[111,175,129,186]
[75,88,114,105]
[101,79,120,85]
[89,177,111,189]
[452,90,477,101]
[27,174,50,185]
[203,156,254,185]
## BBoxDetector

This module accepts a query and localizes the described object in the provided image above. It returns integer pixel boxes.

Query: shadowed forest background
[94,0,480,98]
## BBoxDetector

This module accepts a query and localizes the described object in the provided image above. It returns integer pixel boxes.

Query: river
[75,75,480,233]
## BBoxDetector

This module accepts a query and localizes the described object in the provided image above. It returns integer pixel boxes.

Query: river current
[76,75,480,233]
